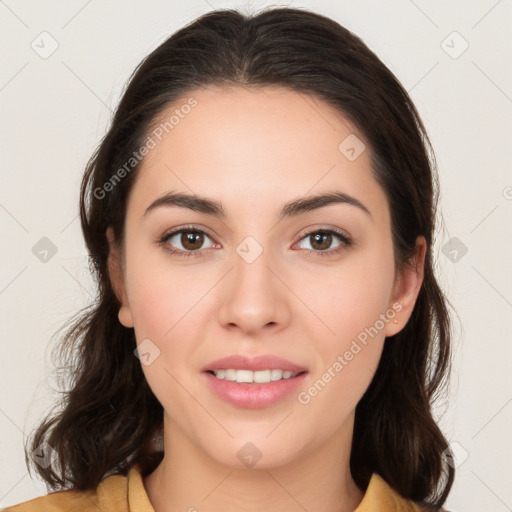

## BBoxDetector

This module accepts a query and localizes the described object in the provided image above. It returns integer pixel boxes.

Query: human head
[26,7,454,507]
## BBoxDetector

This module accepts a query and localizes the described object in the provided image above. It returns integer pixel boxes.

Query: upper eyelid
[163,225,217,244]
[162,224,351,246]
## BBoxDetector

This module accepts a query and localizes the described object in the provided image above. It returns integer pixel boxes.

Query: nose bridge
[232,232,277,300]
[217,231,286,331]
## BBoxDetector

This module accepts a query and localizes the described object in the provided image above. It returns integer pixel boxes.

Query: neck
[144,413,365,512]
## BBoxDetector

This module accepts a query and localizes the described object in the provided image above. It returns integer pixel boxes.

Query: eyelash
[157,224,353,259]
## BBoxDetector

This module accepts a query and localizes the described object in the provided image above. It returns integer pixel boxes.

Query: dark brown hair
[24,6,455,508]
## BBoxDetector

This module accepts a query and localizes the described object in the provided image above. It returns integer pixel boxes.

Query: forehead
[127,85,389,223]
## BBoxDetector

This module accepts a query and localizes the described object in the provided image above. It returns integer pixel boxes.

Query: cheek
[299,283,389,428]
[298,244,393,407]
[124,255,215,407]
[127,265,203,413]
[304,246,396,343]
[125,246,208,339]
[298,337,384,440]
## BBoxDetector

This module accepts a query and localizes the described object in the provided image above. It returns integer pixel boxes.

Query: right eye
[157,226,217,258]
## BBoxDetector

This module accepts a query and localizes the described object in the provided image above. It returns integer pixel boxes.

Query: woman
[4,6,454,512]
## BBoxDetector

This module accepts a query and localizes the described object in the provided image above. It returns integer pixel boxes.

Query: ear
[106,226,134,328]
[384,235,427,337]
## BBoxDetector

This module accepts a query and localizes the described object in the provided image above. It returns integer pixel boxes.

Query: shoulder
[356,473,451,512]
[1,471,130,512]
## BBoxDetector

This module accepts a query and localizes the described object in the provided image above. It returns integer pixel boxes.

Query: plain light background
[1,1,511,510]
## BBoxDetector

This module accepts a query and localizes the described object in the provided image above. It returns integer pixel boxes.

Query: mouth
[201,353,309,408]
[201,353,308,374]
[205,368,308,384]
[202,368,309,409]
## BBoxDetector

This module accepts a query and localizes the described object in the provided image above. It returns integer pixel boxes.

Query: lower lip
[202,371,308,409]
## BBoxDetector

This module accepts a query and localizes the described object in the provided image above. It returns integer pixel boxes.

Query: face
[107,85,425,470]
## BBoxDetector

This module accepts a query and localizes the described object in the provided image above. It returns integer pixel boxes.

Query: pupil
[312,232,331,250]
[183,232,203,250]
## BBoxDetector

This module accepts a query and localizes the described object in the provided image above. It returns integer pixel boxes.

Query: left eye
[159,228,216,255]
[158,226,352,258]
[295,229,350,254]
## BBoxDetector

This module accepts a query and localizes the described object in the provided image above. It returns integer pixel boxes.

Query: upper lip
[201,354,308,373]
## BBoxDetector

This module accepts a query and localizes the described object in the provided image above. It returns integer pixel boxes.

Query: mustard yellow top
[2,464,430,511]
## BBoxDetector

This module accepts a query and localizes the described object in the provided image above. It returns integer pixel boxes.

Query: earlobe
[106,226,134,328]
[117,306,134,329]
[385,236,427,337]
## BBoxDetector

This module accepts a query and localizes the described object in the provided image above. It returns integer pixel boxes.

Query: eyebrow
[143,190,372,220]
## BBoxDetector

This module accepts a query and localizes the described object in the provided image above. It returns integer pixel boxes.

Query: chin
[197,433,306,471]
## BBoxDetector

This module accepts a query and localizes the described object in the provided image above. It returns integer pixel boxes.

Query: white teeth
[212,369,301,383]
[270,369,283,381]
[236,369,255,383]
[225,369,237,381]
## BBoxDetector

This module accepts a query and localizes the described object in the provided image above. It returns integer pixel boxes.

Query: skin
[107,85,426,512]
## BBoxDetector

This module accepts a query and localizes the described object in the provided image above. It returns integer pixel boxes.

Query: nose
[216,242,290,335]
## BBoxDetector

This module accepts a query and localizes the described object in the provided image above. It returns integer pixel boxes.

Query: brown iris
[180,231,205,251]
[309,231,332,251]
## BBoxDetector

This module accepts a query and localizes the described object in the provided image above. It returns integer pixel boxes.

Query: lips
[203,371,308,408]
[201,354,308,373]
